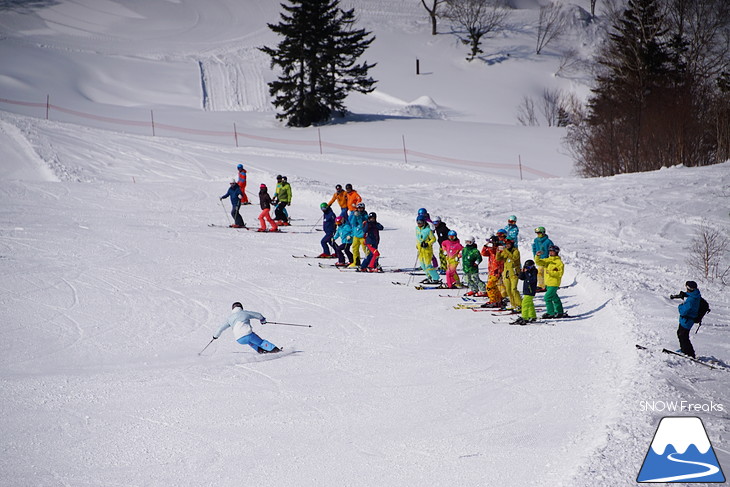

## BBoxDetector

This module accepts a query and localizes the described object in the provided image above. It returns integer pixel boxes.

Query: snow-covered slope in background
[0,1,728,486]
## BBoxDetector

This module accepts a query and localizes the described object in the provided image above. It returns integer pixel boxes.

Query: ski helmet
[448,230,457,237]
[418,208,427,215]
[282,176,288,181]
[508,215,517,222]
[335,184,343,191]
[232,302,243,310]
[345,183,353,191]
[685,280,698,290]
[320,202,328,210]
[356,202,365,209]
[335,216,344,224]
[260,183,267,189]
[524,259,535,267]
[237,164,243,170]
[496,229,507,237]
[549,245,560,254]
[416,215,426,223]
[432,216,442,224]
[465,236,475,244]
[368,212,377,219]
[535,226,546,234]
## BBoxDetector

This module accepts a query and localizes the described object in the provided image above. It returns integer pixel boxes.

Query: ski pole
[198,337,216,356]
[266,321,312,328]
[219,198,232,225]
[406,255,419,286]
[309,214,323,232]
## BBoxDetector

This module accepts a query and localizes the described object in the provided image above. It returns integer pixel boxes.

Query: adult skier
[535,245,566,318]
[327,184,349,220]
[532,227,554,292]
[212,302,280,354]
[674,280,702,358]
[416,216,441,284]
[345,184,362,214]
[318,203,337,258]
[219,179,245,228]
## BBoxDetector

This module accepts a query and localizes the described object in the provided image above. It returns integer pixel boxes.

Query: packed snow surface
[0,1,728,486]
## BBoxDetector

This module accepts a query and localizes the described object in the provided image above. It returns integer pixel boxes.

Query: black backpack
[695,297,711,324]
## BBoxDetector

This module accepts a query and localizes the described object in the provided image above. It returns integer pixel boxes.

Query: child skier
[535,245,566,318]
[348,202,368,267]
[416,216,441,284]
[257,184,278,232]
[497,238,522,311]
[432,216,451,272]
[514,260,538,324]
[236,164,250,205]
[333,216,353,267]
[480,236,504,308]
[359,212,384,272]
[462,236,487,296]
[212,302,280,354]
[441,230,463,289]
[219,179,245,228]
[505,215,519,242]
[532,227,554,292]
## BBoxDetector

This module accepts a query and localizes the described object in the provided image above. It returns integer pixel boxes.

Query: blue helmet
[448,230,457,237]
[237,164,243,170]
[418,208,427,215]
[416,215,426,223]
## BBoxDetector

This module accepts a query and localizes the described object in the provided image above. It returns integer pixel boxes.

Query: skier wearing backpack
[212,302,280,354]
[673,280,702,358]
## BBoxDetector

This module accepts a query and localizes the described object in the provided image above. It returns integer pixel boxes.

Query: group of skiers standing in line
[414,210,567,324]
[318,184,385,272]
[219,165,294,232]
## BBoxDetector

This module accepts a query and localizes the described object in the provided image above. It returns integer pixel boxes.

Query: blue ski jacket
[363,221,384,247]
[322,208,337,235]
[678,288,701,329]
[220,185,242,208]
[505,223,519,242]
[349,211,367,238]
[334,221,353,243]
[532,234,554,258]
[214,308,266,340]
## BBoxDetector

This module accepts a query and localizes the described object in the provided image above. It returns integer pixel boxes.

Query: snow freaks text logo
[637,417,726,483]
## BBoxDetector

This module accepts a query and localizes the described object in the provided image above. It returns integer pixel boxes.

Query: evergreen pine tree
[260,0,376,127]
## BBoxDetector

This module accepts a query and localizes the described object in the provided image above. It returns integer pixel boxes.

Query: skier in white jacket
[213,302,280,353]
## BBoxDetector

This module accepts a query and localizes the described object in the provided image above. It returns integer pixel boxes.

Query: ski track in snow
[0,1,729,486]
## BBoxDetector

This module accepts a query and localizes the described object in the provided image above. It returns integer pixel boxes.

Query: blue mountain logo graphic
[638,416,726,483]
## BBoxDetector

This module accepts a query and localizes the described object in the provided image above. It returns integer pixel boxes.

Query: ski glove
[260,318,267,325]
[212,335,218,340]
[420,241,429,248]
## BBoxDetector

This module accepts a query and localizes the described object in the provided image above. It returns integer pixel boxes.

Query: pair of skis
[636,344,723,370]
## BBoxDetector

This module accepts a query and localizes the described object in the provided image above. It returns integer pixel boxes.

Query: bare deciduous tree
[445,0,510,61]
[420,0,448,35]
[516,96,539,126]
[536,2,568,54]
[687,220,730,284]
[540,87,563,126]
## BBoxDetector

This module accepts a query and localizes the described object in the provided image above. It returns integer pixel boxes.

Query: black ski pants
[677,325,696,358]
